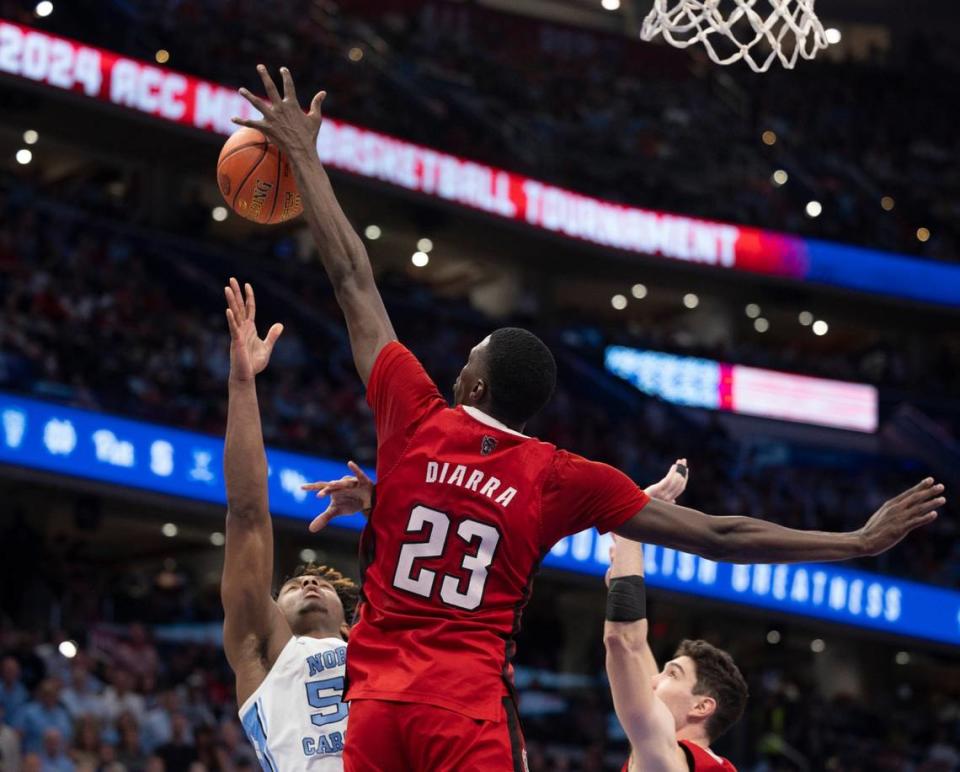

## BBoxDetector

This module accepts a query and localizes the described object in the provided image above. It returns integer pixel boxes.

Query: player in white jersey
[221,278,361,770]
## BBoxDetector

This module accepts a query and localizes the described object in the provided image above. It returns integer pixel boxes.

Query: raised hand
[224,278,283,382]
[301,461,375,533]
[644,459,689,504]
[233,65,325,156]
[857,478,945,556]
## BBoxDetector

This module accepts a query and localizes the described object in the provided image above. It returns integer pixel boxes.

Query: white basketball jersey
[239,635,348,771]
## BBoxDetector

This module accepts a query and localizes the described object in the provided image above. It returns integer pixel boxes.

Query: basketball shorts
[343,697,528,772]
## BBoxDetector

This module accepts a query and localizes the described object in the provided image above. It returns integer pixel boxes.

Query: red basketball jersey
[345,342,649,721]
[621,741,737,772]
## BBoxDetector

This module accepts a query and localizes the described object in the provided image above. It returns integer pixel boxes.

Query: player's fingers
[231,116,268,132]
[348,460,372,484]
[256,64,282,104]
[264,323,283,353]
[225,309,241,338]
[237,85,270,113]
[225,281,244,321]
[901,483,944,512]
[308,509,337,533]
[907,496,946,519]
[279,67,298,103]
[309,90,327,116]
[244,282,256,321]
[890,477,935,505]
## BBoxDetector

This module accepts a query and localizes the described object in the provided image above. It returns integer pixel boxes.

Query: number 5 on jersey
[393,505,501,610]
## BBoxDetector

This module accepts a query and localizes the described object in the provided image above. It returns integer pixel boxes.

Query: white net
[640,0,830,73]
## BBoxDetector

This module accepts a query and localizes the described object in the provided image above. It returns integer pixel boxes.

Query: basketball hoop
[640,0,830,73]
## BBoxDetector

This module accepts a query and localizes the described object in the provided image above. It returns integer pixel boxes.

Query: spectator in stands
[0,657,27,722]
[114,711,146,770]
[13,679,73,754]
[60,659,103,721]
[69,716,100,768]
[100,669,145,726]
[114,625,159,688]
[141,690,181,754]
[0,702,22,772]
[29,727,74,772]
[156,712,196,770]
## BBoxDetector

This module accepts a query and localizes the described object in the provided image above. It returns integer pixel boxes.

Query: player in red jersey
[604,462,746,772]
[234,66,946,771]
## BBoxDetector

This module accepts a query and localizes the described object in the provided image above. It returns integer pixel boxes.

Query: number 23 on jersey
[393,505,501,611]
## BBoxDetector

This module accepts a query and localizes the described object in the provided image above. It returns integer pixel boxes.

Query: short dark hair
[484,328,557,425]
[675,639,748,742]
[280,563,359,625]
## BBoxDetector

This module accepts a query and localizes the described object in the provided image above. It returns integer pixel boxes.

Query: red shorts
[344,698,528,772]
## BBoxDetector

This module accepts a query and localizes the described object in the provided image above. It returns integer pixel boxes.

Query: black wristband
[606,576,647,622]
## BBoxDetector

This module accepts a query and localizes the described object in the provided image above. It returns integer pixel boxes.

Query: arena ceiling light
[162,522,178,537]
[300,548,318,563]
[798,311,814,326]
[895,651,911,665]
[812,320,829,336]
[34,1,53,17]
[601,0,621,10]
[917,227,931,243]
[805,200,822,218]
[810,638,826,653]
[766,630,781,645]
[155,49,170,64]
[15,149,32,165]
[58,640,78,659]
[23,130,39,145]
[611,294,628,310]
[364,225,381,240]
[754,317,770,333]
[761,130,777,146]
[210,532,225,547]
[771,169,788,186]
[825,28,842,44]
[682,293,699,309]
[881,196,895,211]
[631,283,647,299]
[211,206,228,222]
[745,303,761,318]
[411,251,429,268]
[417,237,434,253]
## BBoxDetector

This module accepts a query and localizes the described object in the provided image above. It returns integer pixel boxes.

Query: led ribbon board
[1,392,957,644]
[605,345,879,432]
[1,19,958,307]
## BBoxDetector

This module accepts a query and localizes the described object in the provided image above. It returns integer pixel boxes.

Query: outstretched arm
[616,478,945,564]
[234,66,396,385]
[604,535,686,772]
[221,279,290,707]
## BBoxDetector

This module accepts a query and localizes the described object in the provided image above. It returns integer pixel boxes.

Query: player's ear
[470,377,488,404]
[339,621,350,642]
[691,695,717,721]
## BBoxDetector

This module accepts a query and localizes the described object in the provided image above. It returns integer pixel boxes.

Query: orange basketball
[216,127,303,225]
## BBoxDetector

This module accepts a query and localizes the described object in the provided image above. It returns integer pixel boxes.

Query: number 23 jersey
[345,342,650,721]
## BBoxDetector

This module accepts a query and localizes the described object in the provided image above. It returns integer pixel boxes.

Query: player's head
[453,327,557,429]
[276,563,358,641]
[652,639,748,744]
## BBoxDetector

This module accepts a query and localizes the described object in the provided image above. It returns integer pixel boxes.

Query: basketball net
[640,0,830,72]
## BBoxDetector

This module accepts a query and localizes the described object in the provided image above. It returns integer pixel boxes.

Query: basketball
[216,127,302,224]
